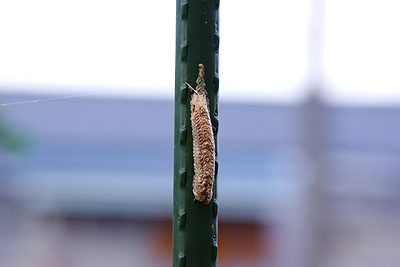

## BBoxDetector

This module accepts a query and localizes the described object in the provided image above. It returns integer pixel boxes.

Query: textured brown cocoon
[188,64,215,204]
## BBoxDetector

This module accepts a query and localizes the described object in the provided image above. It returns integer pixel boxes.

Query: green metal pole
[173,0,220,266]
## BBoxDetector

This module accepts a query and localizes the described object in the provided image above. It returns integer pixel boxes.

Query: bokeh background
[1,1,400,267]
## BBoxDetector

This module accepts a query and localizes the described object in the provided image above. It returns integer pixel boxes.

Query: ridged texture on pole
[173,0,219,266]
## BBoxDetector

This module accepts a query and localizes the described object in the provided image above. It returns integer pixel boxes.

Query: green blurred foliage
[0,117,30,153]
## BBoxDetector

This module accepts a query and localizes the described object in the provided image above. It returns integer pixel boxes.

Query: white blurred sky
[0,0,399,105]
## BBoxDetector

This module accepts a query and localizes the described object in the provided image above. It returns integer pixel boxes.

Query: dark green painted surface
[173,0,220,266]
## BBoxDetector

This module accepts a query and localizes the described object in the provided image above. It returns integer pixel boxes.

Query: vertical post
[173,0,220,266]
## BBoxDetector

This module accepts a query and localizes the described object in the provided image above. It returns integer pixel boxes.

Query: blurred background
[1,0,400,266]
